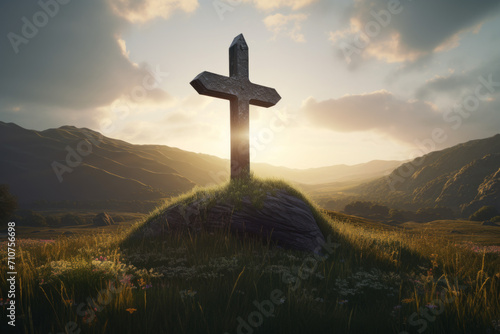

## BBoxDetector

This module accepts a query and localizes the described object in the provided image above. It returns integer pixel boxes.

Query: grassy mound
[122,175,335,247]
[1,176,499,333]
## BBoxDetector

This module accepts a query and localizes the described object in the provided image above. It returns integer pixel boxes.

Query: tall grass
[1,176,499,333]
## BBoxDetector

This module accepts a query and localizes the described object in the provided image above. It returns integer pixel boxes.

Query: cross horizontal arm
[190,71,238,101]
[248,84,281,108]
[190,71,281,107]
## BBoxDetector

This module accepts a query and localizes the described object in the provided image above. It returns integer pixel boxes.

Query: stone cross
[190,34,281,180]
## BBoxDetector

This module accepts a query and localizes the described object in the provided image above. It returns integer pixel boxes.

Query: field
[1,211,146,240]
[325,211,500,246]
[1,178,499,334]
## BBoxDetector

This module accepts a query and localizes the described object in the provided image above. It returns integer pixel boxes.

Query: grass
[1,175,499,334]
[7,212,146,240]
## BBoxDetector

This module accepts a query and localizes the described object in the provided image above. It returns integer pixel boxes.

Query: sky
[1,0,500,169]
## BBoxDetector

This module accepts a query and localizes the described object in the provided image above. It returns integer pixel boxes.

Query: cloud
[416,56,500,100]
[303,86,500,151]
[108,0,198,23]
[329,0,500,65]
[0,0,171,127]
[412,58,500,142]
[263,13,308,42]
[246,0,316,11]
[303,90,445,144]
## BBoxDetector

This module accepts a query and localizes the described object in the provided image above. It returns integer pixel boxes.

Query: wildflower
[402,298,414,304]
[279,297,286,304]
[393,305,402,310]
[119,274,132,286]
[125,308,137,314]
[338,299,348,305]
[425,303,437,309]
[430,253,439,268]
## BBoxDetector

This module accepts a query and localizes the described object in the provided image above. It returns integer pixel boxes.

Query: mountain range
[0,122,400,205]
[349,134,500,216]
[2,121,498,217]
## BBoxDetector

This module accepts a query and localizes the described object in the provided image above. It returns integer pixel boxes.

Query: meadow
[1,177,499,334]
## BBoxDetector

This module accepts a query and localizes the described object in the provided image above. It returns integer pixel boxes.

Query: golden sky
[1,0,500,168]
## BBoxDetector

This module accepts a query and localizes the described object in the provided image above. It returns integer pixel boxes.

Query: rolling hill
[349,134,500,216]
[0,121,400,206]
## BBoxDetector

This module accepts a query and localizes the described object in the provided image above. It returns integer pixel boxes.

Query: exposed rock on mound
[93,212,115,226]
[134,190,326,252]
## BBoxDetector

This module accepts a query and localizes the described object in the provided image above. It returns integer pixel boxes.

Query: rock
[93,212,115,226]
[482,221,499,227]
[136,190,326,252]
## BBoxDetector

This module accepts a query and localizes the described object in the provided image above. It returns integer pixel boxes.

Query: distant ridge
[0,121,402,206]
[349,134,500,215]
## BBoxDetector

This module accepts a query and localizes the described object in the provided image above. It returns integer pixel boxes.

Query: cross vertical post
[190,34,280,180]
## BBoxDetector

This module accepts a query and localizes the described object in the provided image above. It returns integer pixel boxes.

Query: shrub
[0,184,18,223]
[490,216,500,223]
[45,215,61,227]
[13,210,47,227]
[388,209,404,221]
[60,213,85,226]
[416,207,455,221]
[344,201,389,219]
[469,206,499,222]
[371,204,389,217]
[344,201,373,216]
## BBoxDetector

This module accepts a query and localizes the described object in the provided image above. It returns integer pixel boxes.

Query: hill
[1,177,499,333]
[124,176,330,252]
[0,121,400,206]
[349,134,500,216]
[253,159,402,185]
[0,122,198,203]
